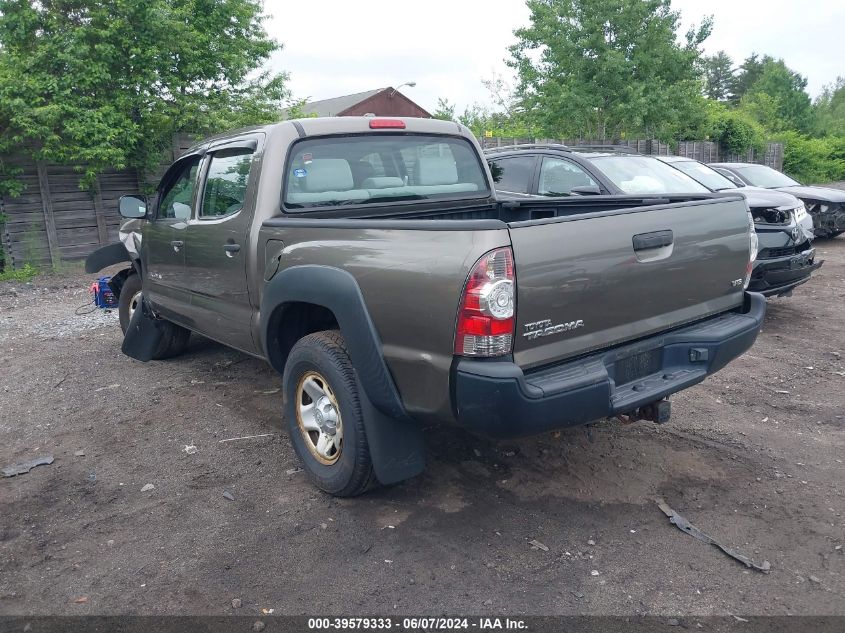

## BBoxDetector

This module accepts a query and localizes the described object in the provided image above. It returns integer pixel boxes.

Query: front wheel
[117,273,191,360]
[283,330,377,497]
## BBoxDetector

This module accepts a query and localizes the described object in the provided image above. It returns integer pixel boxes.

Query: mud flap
[357,375,425,485]
[121,298,166,362]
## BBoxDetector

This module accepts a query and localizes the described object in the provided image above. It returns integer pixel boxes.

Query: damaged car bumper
[749,243,823,297]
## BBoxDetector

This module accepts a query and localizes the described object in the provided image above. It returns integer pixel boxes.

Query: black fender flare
[260,265,407,420]
[85,242,134,274]
[260,265,424,485]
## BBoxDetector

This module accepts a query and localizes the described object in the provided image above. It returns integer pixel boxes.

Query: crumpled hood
[740,186,802,209]
[776,185,845,203]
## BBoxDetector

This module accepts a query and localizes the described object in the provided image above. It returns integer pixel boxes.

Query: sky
[264,0,844,114]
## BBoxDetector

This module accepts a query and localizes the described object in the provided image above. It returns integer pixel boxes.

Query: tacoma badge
[523,318,585,340]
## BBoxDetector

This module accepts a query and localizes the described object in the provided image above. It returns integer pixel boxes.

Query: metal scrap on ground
[3,455,54,477]
[656,498,771,573]
[218,433,275,443]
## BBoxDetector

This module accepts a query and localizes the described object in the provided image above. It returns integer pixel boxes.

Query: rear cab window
[283,135,490,210]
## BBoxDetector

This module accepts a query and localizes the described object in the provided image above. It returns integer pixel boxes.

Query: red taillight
[369,119,405,129]
[454,247,516,357]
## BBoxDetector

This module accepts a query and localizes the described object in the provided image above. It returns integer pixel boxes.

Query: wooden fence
[0,134,196,271]
[0,159,142,270]
[480,137,784,171]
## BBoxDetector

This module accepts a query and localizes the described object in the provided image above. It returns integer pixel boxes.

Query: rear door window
[284,135,489,209]
[201,149,254,218]
[488,156,537,194]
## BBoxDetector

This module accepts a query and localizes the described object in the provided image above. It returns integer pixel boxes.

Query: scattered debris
[222,491,235,501]
[94,383,121,392]
[74,450,85,457]
[774,390,790,394]
[732,616,749,623]
[528,539,549,552]
[254,388,280,395]
[483,599,493,606]
[140,483,155,492]
[285,468,302,475]
[590,570,600,576]
[218,433,275,443]
[3,455,54,477]
[656,498,771,573]
[232,598,242,609]
[253,621,265,632]
[587,539,596,546]
[183,444,198,455]
[473,448,482,458]
[809,575,822,585]
[73,596,88,604]
[107,540,114,547]
[261,608,274,615]
[571,591,584,599]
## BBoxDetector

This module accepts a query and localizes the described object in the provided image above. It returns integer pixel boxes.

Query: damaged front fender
[85,242,133,275]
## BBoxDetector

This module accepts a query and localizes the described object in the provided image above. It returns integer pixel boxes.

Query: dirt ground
[1,240,843,618]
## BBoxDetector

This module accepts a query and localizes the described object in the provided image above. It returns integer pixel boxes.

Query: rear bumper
[750,246,822,297]
[452,293,766,438]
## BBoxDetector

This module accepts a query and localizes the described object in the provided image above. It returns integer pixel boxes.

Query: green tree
[702,51,734,101]
[508,0,712,140]
[0,0,289,189]
[432,98,457,121]
[745,58,812,132]
[729,53,765,104]
[814,77,845,136]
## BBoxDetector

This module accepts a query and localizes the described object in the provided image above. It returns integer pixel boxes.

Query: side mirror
[119,195,148,219]
[570,185,601,196]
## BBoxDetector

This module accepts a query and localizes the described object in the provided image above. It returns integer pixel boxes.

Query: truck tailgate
[508,197,751,370]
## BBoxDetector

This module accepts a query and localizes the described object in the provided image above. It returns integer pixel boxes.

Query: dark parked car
[485,146,821,297]
[710,162,845,239]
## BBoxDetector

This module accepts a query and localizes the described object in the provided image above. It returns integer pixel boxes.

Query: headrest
[302,159,353,192]
[414,157,458,186]
[361,176,405,189]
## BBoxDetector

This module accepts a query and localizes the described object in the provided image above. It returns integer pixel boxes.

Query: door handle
[632,230,673,251]
[224,243,241,257]
[171,240,184,252]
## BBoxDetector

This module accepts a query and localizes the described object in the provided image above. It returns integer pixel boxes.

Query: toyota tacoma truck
[86,117,765,496]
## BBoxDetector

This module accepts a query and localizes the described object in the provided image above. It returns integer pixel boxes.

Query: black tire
[118,272,143,335]
[283,330,377,497]
[830,230,843,238]
[117,273,191,360]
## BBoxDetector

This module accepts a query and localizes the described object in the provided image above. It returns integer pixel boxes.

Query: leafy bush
[0,263,38,282]
[708,108,767,154]
[775,131,845,183]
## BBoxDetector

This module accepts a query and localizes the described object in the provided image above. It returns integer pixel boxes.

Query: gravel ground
[0,238,844,617]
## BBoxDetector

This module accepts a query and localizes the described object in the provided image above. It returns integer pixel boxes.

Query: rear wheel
[283,330,376,497]
[118,273,191,360]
